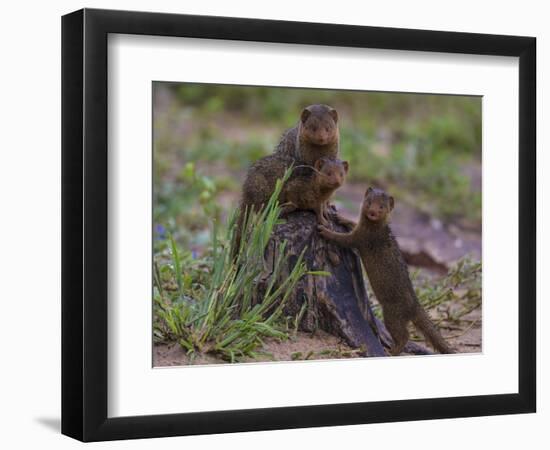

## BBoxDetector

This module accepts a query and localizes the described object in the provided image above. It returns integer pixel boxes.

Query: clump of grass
[153,170,312,362]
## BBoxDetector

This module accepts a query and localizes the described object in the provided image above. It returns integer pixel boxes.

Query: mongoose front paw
[318,217,330,228]
[333,214,355,230]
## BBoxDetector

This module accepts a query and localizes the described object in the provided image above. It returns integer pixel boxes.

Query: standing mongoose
[233,105,340,256]
[279,158,349,227]
[317,187,455,355]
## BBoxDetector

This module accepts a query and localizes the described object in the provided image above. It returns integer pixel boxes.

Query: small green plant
[153,170,313,362]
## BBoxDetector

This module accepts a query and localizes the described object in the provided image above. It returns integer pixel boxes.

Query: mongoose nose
[367,211,379,221]
[316,134,328,144]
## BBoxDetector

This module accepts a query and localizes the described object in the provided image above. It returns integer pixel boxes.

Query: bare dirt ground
[154,330,358,367]
[427,306,482,354]
[153,310,481,367]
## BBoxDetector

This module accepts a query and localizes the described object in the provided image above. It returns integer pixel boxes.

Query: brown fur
[279,158,348,226]
[318,187,455,355]
[274,104,340,166]
[240,154,293,214]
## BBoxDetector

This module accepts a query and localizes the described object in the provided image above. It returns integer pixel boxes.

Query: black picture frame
[61,8,536,442]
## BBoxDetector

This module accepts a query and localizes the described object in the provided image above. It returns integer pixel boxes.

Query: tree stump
[259,208,432,357]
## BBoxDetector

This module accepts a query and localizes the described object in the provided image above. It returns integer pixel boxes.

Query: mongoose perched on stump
[234,104,340,255]
[241,104,340,213]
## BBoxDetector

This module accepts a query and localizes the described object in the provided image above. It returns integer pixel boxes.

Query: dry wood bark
[257,208,431,357]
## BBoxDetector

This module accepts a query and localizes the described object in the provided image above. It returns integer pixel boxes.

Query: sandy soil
[153,330,357,367]
[154,313,481,367]
[437,307,482,354]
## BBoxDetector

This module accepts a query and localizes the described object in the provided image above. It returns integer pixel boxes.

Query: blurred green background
[153,82,481,255]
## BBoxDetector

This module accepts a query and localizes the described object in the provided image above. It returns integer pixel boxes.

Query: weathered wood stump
[258,208,431,357]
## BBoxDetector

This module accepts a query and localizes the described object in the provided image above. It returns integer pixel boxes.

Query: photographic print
[62,10,535,440]
[152,82,482,366]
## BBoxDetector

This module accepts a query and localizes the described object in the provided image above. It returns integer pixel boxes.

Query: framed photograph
[62,8,536,442]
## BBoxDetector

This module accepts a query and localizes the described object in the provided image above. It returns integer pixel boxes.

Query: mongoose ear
[342,161,349,174]
[301,107,312,123]
[314,158,325,171]
[365,186,373,196]
[388,196,395,211]
[329,108,338,123]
